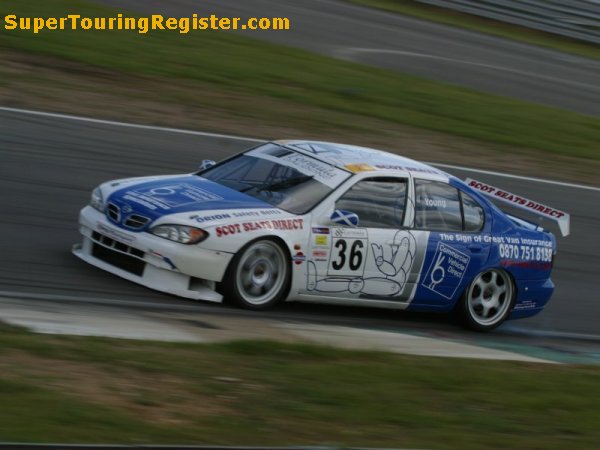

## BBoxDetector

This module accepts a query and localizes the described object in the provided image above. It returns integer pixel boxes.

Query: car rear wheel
[223,239,290,310]
[459,269,515,332]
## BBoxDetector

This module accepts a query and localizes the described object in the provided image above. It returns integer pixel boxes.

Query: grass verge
[1,0,599,162]
[346,0,600,60]
[0,322,599,449]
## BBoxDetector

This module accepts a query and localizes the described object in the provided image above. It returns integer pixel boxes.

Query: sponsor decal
[465,178,569,236]
[468,180,565,217]
[231,209,282,219]
[215,223,241,237]
[126,184,223,211]
[108,176,273,229]
[345,163,375,173]
[215,218,304,237]
[332,227,368,239]
[374,164,439,174]
[192,213,232,223]
[97,222,135,244]
[314,235,329,247]
[243,219,304,232]
[190,209,281,223]
[513,300,537,310]
[443,232,553,265]
[498,241,553,263]
[423,242,470,300]
[279,153,349,187]
[250,147,350,188]
[500,260,552,270]
[439,233,479,243]
[441,233,553,262]
[122,192,159,211]
[259,209,282,216]
[311,227,330,235]
[231,211,259,219]
[312,249,328,261]
[293,251,306,265]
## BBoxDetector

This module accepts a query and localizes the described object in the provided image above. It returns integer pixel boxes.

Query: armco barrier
[414,0,600,44]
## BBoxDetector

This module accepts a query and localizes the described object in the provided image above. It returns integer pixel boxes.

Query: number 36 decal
[328,238,367,276]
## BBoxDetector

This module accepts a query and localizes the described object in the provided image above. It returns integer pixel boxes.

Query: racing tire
[222,238,291,310]
[458,269,515,332]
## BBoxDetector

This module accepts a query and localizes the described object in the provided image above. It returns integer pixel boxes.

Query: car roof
[276,140,448,180]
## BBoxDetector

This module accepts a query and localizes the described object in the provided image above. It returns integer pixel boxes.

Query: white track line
[0,106,262,143]
[340,48,600,92]
[2,106,598,192]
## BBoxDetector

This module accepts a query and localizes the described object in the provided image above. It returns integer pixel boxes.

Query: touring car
[73,141,569,331]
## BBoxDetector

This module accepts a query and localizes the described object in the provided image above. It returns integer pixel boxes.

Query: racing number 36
[331,239,364,271]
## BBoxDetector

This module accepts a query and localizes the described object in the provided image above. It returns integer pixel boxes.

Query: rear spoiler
[465,178,570,237]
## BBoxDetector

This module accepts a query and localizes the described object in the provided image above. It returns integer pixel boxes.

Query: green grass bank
[1,0,599,160]
[0,323,598,449]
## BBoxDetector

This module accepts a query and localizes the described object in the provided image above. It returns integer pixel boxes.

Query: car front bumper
[73,206,233,301]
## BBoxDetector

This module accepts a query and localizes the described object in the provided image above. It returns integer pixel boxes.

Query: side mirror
[330,209,359,227]
[198,159,216,172]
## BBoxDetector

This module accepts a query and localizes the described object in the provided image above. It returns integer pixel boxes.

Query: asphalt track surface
[92,0,600,116]
[1,109,598,341]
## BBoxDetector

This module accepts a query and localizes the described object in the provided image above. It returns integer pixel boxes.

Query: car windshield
[199,144,351,214]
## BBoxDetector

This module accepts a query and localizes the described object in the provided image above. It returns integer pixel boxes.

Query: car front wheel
[459,269,515,332]
[223,239,290,310]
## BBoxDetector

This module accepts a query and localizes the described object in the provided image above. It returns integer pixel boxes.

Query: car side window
[462,191,484,232]
[414,180,463,231]
[335,178,407,228]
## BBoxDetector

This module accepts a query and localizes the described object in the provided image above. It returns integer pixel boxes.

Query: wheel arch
[218,234,293,301]
[453,265,517,310]
[240,234,293,263]
[455,266,517,331]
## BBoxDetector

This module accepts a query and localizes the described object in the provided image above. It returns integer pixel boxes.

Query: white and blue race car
[73,141,569,331]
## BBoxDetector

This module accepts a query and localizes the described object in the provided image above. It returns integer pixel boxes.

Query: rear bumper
[73,206,234,301]
[509,277,554,320]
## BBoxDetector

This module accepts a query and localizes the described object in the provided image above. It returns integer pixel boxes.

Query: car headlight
[90,187,104,212]
[151,225,208,245]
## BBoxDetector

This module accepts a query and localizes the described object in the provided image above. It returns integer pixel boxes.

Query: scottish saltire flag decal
[331,209,359,227]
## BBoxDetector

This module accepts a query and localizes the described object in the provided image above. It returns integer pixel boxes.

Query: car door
[408,179,490,309]
[303,176,429,303]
